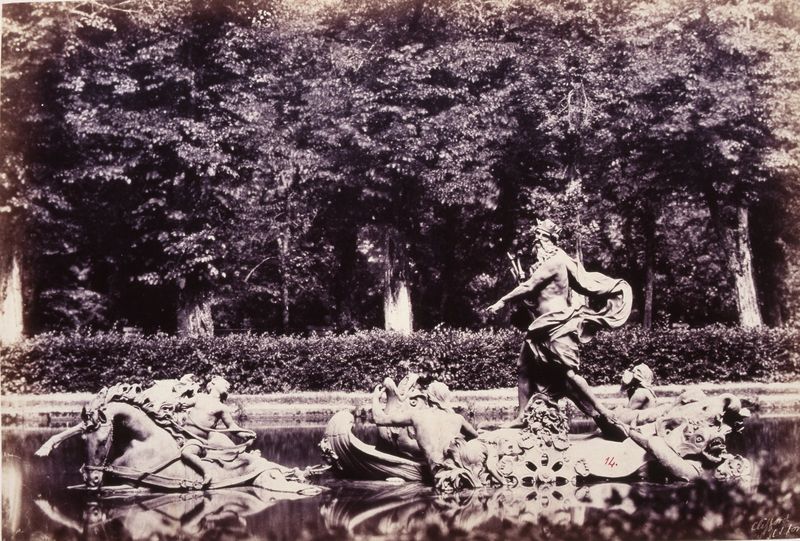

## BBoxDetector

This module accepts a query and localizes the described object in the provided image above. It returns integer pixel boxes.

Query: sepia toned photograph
[1,0,799,539]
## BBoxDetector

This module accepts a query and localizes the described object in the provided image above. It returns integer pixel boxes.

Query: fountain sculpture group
[33,368,753,500]
[320,373,753,492]
[34,219,754,500]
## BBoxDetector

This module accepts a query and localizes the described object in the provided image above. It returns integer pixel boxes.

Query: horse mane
[85,383,142,413]
[87,382,189,441]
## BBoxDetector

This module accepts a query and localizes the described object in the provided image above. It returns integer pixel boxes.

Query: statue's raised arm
[488,253,563,314]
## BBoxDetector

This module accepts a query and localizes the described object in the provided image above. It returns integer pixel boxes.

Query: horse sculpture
[35,379,323,494]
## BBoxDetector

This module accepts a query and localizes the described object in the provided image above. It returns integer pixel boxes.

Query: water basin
[3,417,799,540]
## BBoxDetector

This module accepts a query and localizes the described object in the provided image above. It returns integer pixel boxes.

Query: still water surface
[3,418,799,540]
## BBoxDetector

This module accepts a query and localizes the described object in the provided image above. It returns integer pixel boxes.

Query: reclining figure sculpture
[320,373,576,492]
[35,375,323,494]
[320,373,753,492]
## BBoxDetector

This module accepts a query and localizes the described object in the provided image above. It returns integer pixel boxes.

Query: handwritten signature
[751,516,800,539]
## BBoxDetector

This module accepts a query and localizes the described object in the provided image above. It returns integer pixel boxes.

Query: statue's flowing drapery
[523,251,633,390]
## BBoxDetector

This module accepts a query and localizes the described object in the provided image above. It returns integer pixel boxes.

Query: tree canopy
[2,0,798,336]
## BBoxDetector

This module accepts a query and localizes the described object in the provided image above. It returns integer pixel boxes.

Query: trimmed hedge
[1,325,798,394]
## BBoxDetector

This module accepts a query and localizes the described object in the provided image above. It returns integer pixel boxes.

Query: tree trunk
[437,209,456,323]
[383,230,413,334]
[278,232,290,331]
[0,245,24,345]
[177,290,214,337]
[567,174,586,310]
[571,225,587,309]
[765,301,783,327]
[642,215,656,330]
[706,194,763,328]
[728,205,763,327]
[334,226,358,327]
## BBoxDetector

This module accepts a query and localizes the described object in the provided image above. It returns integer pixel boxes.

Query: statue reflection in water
[33,480,643,540]
[34,487,307,540]
[318,480,647,538]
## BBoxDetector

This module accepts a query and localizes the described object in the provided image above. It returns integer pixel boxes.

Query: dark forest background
[1,0,799,338]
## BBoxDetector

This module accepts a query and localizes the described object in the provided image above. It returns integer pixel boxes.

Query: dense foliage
[2,0,799,335]
[2,326,797,394]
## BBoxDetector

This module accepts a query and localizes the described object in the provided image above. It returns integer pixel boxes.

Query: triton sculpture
[320,373,753,491]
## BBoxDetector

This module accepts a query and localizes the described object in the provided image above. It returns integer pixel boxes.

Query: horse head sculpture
[79,405,113,488]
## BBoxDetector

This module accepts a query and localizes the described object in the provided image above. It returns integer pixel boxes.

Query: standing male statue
[488,218,632,439]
